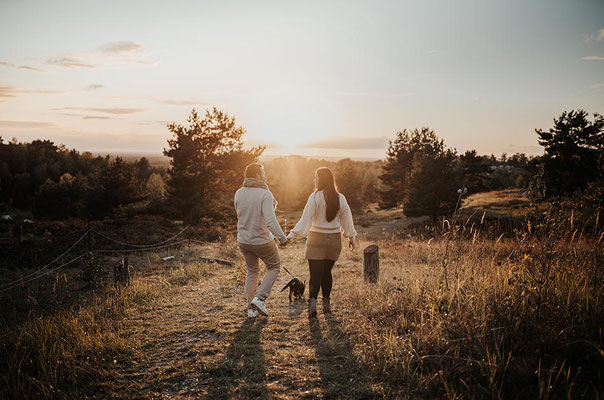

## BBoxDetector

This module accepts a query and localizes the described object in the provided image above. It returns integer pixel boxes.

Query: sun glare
[251,92,336,152]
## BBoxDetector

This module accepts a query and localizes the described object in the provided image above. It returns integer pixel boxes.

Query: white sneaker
[251,297,269,316]
[247,308,259,318]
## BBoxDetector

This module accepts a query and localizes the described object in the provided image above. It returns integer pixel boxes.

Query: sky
[0,0,603,160]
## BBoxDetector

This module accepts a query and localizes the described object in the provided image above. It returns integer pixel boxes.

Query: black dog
[281,277,305,302]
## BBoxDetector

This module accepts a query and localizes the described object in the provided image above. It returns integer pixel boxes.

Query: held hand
[279,238,289,247]
[348,237,356,251]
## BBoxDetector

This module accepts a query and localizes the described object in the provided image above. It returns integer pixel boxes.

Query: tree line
[0,139,166,219]
[377,128,536,218]
[0,108,601,223]
[378,110,602,219]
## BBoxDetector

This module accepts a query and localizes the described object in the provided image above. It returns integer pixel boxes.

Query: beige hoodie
[234,180,287,245]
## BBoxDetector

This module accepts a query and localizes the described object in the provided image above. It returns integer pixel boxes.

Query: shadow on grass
[309,313,375,398]
[206,318,268,399]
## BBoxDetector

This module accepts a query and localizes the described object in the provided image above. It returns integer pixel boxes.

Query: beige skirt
[305,231,342,261]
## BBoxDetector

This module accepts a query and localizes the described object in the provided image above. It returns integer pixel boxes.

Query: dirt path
[98,244,377,399]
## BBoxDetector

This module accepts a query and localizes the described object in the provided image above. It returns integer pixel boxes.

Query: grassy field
[0,190,602,399]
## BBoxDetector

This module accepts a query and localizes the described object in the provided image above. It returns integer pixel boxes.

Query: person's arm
[287,193,316,239]
[339,195,357,240]
[262,192,287,243]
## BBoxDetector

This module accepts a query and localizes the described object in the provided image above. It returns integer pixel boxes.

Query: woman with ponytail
[286,167,357,318]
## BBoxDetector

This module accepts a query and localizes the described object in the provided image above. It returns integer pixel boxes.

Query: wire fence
[0,229,91,289]
[92,239,190,253]
[0,224,198,293]
[0,251,93,293]
[91,225,191,248]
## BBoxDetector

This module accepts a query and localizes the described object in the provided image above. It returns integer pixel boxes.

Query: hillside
[0,191,601,399]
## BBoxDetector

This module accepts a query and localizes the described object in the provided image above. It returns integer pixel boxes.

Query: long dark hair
[315,167,340,222]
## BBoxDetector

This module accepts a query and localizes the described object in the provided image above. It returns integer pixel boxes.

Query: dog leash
[281,224,295,278]
[282,265,294,277]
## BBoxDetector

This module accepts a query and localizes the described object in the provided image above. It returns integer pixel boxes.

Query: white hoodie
[234,186,287,245]
[288,191,357,239]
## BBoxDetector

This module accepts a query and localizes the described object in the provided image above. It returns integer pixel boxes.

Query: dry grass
[0,193,602,399]
[461,188,532,219]
[0,243,226,399]
[337,233,603,398]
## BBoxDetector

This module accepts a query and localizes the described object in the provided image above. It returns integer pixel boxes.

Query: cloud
[305,136,389,150]
[58,113,115,120]
[53,107,144,114]
[24,89,64,95]
[17,65,44,71]
[589,82,604,89]
[584,29,604,42]
[44,56,96,69]
[85,84,104,91]
[0,120,58,129]
[128,59,160,66]
[340,91,415,98]
[0,86,18,99]
[40,41,157,69]
[0,60,44,72]
[80,115,113,120]
[99,41,143,54]
[582,56,604,61]
[0,86,65,101]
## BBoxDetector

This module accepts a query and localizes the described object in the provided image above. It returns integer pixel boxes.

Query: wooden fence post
[87,219,92,252]
[363,245,379,284]
[113,256,132,289]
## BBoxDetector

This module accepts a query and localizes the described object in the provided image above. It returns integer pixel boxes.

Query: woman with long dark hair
[286,167,357,318]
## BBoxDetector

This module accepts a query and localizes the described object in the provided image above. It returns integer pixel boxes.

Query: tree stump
[363,245,379,284]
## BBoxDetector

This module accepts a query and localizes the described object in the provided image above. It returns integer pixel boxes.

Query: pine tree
[403,149,460,220]
[85,157,140,218]
[163,108,264,222]
[378,127,446,208]
[459,150,489,193]
[532,110,603,199]
[145,173,166,202]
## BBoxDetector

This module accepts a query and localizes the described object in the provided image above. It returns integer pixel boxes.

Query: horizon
[83,150,532,164]
[88,151,385,163]
[1,0,603,158]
